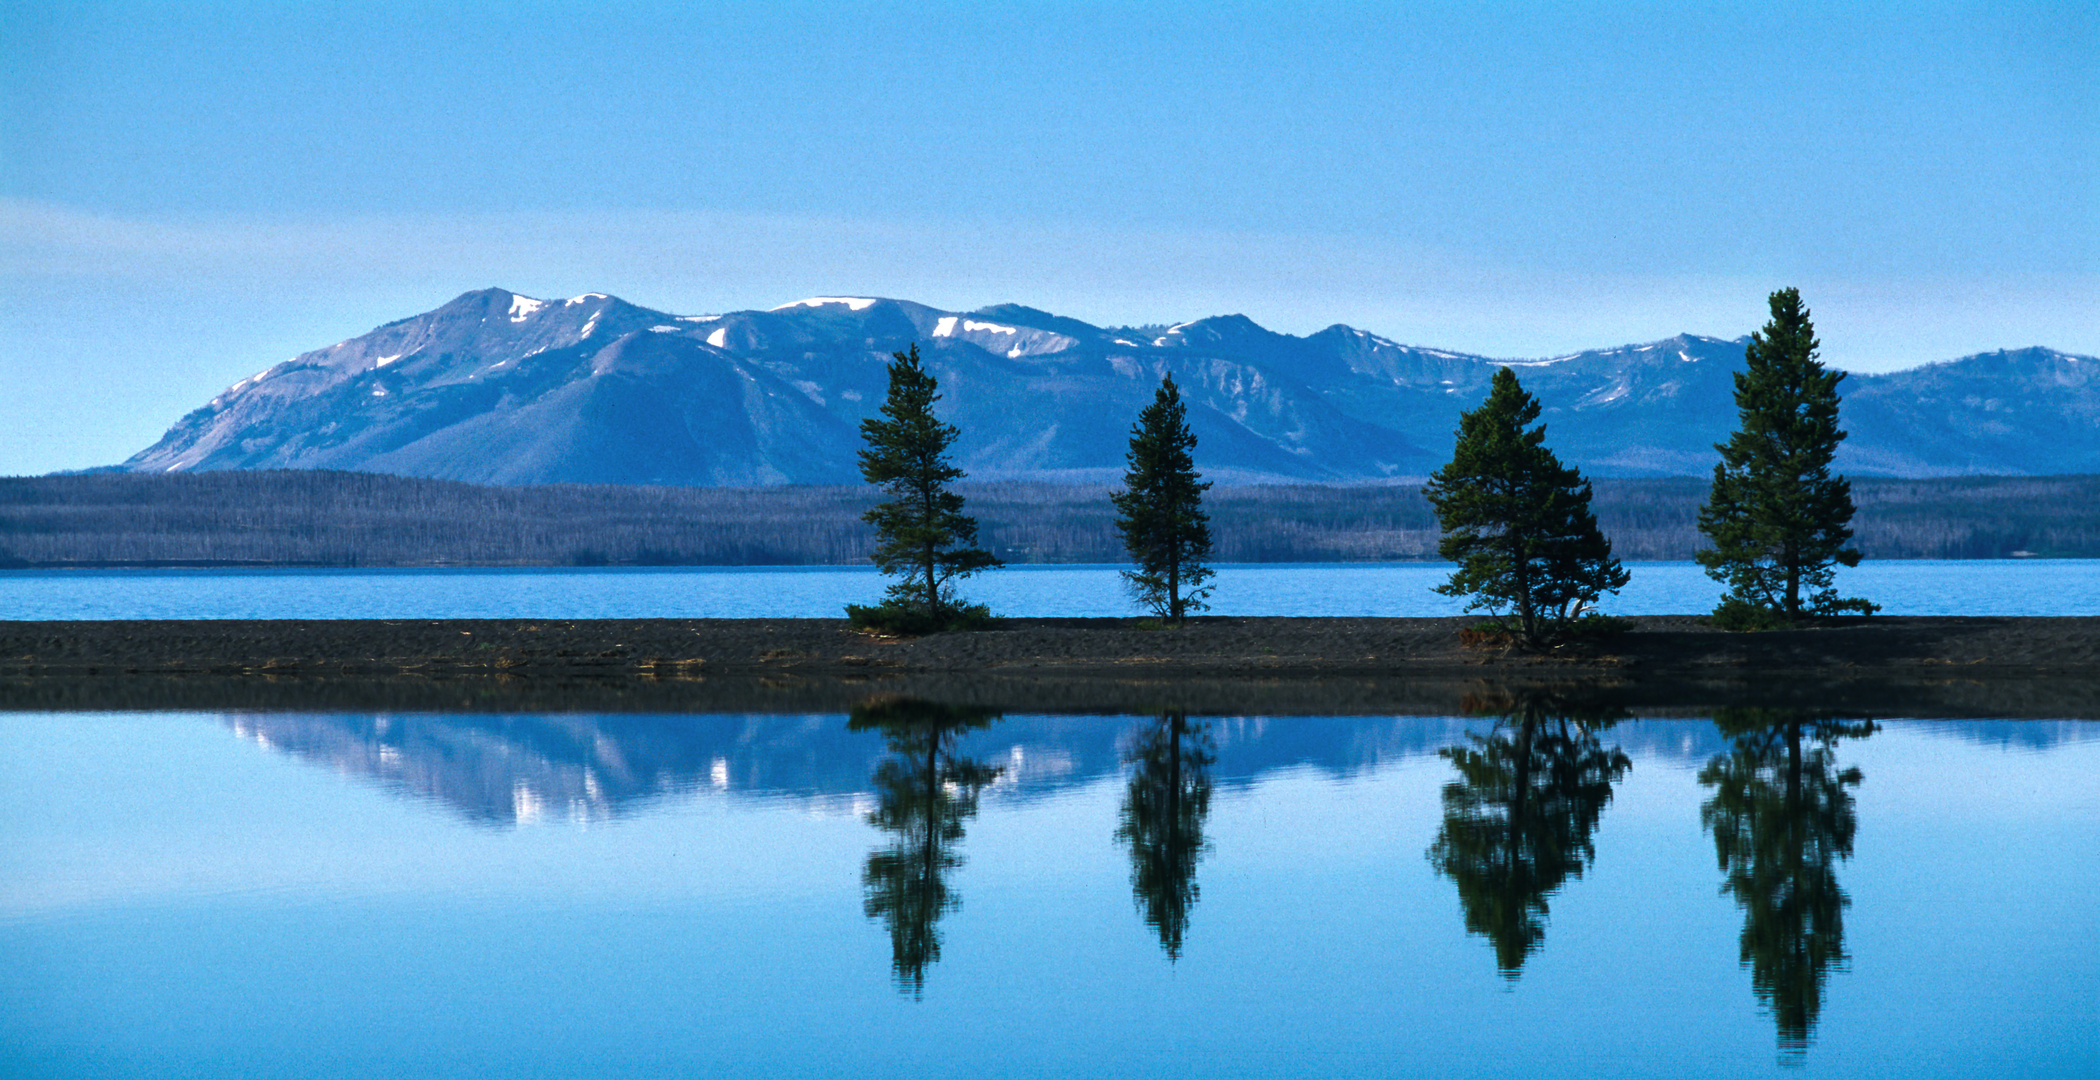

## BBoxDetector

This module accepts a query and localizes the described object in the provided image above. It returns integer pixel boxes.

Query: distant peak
[1175,313,1266,331]
[1155,313,1279,349]
[968,303,1104,338]
[771,297,881,312]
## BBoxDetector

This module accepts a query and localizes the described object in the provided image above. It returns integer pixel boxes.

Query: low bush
[1708,597,1792,632]
[1457,619,1520,648]
[1459,613,1632,648]
[1561,613,1634,639]
[845,602,994,636]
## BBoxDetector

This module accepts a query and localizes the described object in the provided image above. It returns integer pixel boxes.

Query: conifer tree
[1111,373,1214,622]
[1424,367,1628,646]
[1697,289,1874,624]
[852,344,999,630]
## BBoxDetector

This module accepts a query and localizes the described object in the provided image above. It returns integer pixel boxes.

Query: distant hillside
[118,290,2099,484]
[7,471,2097,568]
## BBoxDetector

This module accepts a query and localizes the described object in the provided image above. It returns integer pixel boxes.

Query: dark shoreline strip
[2,616,2095,718]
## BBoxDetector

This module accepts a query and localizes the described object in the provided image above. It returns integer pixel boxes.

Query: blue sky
[3,0,2094,474]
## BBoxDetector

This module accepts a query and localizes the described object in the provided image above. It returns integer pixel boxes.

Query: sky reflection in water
[1,709,2094,1079]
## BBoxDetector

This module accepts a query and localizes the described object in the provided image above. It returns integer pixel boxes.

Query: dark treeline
[3,469,2097,567]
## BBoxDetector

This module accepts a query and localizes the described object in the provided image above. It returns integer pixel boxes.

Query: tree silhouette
[1424,367,1628,645]
[1115,711,1216,959]
[849,698,1003,996]
[1697,288,1875,623]
[1111,374,1215,622]
[1699,709,1875,1058]
[1427,698,1631,976]
[853,344,1000,630]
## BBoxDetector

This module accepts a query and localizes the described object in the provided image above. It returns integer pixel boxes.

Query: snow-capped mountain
[121,289,2099,484]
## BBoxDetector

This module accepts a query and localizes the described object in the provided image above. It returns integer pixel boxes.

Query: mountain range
[122,289,2099,484]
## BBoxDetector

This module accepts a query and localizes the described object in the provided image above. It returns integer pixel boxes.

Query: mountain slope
[122,290,2098,484]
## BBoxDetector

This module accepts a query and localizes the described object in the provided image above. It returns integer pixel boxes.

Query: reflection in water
[1116,711,1216,960]
[849,698,1005,996]
[222,712,892,824]
[1428,700,1631,976]
[1700,710,1875,1059]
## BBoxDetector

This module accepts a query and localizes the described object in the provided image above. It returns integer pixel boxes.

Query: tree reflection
[1428,698,1631,976]
[849,698,1004,997]
[1700,709,1875,1059]
[1115,711,1216,960]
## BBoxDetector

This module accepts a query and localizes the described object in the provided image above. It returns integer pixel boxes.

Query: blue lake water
[1,709,2094,1079]
[2,559,2097,620]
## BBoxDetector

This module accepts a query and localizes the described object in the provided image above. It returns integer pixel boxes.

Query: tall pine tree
[1111,373,1214,622]
[852,344,1000,631]
[1697,289,1874,624]
[1424,367,1628,646]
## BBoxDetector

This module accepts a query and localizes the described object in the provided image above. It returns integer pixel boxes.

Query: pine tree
[1110,374,1214,622]
[1697,289,1874,625]
[1423,367,1629,646]
[852,344,1000,631]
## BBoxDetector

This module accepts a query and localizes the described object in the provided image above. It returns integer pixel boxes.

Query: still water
[3,559,2098,619]
[2,708,2094,1078]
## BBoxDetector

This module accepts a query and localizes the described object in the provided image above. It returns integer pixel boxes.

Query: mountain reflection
[1428,698,1631,977]
[1700,709,1875,1059]
[849,698,1005,997]
[1116,711,1216,960]
[223,712,882,824]
[221,711,1560,823]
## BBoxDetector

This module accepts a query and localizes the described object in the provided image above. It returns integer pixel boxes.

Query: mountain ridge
[121,289,2099,485]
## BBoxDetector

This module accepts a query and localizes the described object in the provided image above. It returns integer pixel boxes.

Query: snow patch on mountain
[116,289,2095,485]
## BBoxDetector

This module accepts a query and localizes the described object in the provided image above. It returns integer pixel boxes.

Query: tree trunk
[1785,541,1801,617]
[1514,538,1538,645]
[923,483,939,618]
[1168,546,1181,623]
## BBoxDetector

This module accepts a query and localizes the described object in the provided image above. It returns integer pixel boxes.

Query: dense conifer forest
[2,470,2095,567]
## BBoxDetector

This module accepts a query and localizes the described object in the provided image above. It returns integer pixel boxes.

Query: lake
[3,559,2097,620]
[1,707,2093,1078]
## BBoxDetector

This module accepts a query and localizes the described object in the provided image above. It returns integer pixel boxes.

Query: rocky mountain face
[123,289,2098,483]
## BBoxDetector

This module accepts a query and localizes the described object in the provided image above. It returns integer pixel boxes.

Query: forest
[2,469,2096,567]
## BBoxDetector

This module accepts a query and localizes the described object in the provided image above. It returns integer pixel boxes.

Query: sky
[2,0,2094,475]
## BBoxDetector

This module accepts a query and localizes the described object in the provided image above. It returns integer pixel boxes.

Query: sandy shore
[2,615,2096,717]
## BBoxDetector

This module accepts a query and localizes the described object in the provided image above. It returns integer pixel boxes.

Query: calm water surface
[2,708,2094,1078]
[3,559,2097,619]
